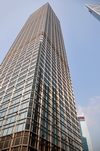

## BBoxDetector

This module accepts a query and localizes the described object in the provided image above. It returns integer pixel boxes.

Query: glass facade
[0,3,82,151]
[78,115,93,151]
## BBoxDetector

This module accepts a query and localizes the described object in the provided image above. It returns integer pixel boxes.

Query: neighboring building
[0,3,82,151]
[78,115,93,151]
[85,4,100,21]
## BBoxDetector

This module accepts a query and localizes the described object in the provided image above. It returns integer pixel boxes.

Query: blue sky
[0,0,100,150]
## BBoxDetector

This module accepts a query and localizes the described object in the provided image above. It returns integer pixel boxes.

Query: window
[41,119,50,129]
[18,112,26,120]
[21,103,28,110]
[52,136,59,146]
[8,127,13,134]
[62,142,67,150]
[17,124,24,131]
[8,106,18,114]
[3,128,8,136]
[11,98,20,105]
[23,93,30,100]
[42,109,50,119]
[40,130,50,140]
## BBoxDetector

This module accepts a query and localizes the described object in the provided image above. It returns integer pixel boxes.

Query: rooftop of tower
[30,2,60,22]
[85,4,100,15]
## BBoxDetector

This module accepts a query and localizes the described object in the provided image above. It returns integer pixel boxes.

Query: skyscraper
[0,3,82,151]
[85,4,100,21]
[78,115,93,151]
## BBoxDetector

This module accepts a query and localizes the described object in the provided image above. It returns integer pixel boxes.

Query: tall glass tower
[78,115,93,151]
[0,3,82,151]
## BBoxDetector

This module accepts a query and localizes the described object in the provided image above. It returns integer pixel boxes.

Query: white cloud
[77,96,100,151]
